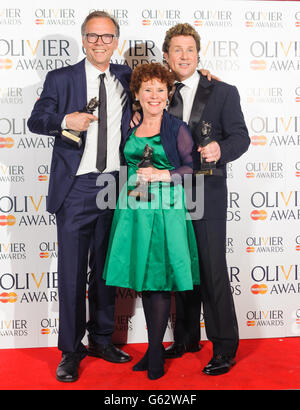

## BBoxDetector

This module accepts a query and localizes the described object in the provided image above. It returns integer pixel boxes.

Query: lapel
[110,64,132,142]
[188,71,214,140]
[109,64,131,97]
[71,59,87,146]
[72,59,87,109]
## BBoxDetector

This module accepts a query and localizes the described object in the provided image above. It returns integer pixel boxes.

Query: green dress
[102,131,200,292]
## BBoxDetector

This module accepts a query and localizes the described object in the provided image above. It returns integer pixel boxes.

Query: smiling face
[164,35,199,81]
[135,78,168,117]
[82,17,118,71]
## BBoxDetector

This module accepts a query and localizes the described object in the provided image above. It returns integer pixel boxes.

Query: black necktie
[96,73,107,172]
[168,82,185,120]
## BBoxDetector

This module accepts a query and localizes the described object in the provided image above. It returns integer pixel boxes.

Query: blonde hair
[162,23,201,54]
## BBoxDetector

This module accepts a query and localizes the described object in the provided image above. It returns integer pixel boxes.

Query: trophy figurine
[194,121,222,176]
[128,144,154,201]
[61,97,99,148]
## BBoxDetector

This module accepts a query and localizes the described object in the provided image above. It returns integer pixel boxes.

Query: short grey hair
[81,10,120,37]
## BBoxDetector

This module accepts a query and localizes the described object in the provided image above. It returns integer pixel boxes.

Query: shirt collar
[85,58,110,80]
[181,70,200,89]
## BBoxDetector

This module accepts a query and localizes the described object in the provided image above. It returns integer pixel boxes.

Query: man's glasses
[84,33,117,44]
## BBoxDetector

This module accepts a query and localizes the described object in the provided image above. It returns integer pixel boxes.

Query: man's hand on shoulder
[199,69,221,82]
[130,111,141,128]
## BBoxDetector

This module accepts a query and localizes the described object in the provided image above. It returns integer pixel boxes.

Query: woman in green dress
[103,63,200,380]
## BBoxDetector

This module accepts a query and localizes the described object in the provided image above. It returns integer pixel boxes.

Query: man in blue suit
[28,11,132,382]
[163,23,250,375]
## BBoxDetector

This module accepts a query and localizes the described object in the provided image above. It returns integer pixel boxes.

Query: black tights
[138,291,171,378]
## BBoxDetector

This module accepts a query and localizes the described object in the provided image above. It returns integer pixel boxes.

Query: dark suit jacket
[27,59,132,214]
[189,74,250,220]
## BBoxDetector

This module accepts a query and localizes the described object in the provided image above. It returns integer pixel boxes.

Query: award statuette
[128,144,154,201]
[61,97,99,148]
[194,121,222,176]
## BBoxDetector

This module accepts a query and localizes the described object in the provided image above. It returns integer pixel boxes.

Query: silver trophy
[194,121,222,176]
[61,97,99,148]
[128,144,155,201]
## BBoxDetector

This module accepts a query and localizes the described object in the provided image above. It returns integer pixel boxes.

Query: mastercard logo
[38,175,48,181]
[246,172,255,178]
[246,246,255,253]
[0,292,17,303]
[35,19,44,25]
[245,21,254,27]
[194,21,203,27]
[247,321,255,326]
[250,210,267,221]
[251,284,268,295]
[250,60,267,70]
[0,215,16,226]
[296,97,300,102]
[142,20,151,26]
[0,137,14,148]
[0,58,13,70]
[251,135,267,146]
[41,328,50,335]
[40,252,49,258]
[296,245,300,251]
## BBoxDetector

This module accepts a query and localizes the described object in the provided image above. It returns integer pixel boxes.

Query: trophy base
[128,189,154,202]
[61,129,82,148]
[194,168,223,176]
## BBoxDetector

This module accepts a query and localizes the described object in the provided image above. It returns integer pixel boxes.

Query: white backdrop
[0,0,300,349]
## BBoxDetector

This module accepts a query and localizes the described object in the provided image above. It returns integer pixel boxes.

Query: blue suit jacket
[27,59,132,214]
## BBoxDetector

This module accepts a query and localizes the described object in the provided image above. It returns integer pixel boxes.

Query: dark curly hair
[130,63,175,102]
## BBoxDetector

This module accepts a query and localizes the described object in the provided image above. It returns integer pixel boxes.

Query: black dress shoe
[87,341,132,363]
[164,342,201,359]
[56,352,85,382]
[132,351,148,371]
[148,368,164,380]
[148,344,165,380]
[202,354,236,376]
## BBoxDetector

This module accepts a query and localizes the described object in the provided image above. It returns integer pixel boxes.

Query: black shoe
[148,368,164,380]
[132,351,148,371]
[148,345,165,380]
[202,354,236,376]
[87,340,132,363]
[56,352,85,382]
[164,342,201,359]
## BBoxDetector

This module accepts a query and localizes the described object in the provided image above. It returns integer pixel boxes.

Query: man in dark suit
[163,23,250,375]
[27,11,132,382]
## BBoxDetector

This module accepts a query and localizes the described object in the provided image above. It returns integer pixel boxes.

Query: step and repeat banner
[1,0,300,349]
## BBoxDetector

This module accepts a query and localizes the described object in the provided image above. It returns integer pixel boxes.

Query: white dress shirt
[178,71,201,123]
[67,59,126,175]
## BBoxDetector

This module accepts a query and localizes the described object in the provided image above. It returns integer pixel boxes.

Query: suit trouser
[55,172,117,354]
[174,218,239,358]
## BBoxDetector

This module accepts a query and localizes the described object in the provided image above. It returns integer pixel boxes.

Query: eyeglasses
[84,33,117,44]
